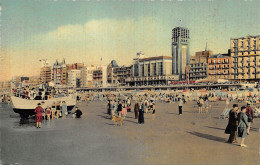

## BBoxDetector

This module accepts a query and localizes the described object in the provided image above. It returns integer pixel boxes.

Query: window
[148,64,150,76]
[158,62,163,75]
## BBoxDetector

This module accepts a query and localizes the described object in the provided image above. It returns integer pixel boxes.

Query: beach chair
[253,107,260,118]
[220,108,230,119]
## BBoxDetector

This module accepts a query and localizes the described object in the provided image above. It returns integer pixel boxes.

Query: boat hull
[11,94,76,118]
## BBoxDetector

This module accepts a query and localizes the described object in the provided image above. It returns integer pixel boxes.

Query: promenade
[1,100,259,165]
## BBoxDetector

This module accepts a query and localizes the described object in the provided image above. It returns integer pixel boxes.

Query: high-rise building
[230,35,260,81]
[52,58,67,85]
[80,65,97,88]
[172,27,190,80]
[67,70,81,88]
[92,65,107,88]
[40,66,52,84]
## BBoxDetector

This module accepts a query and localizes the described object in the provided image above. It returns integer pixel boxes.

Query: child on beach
[46,106,51,120]
[121,103,127,119]
[51,102,56,119]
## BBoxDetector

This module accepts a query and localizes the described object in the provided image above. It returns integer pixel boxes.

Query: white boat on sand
[11,94,77,118]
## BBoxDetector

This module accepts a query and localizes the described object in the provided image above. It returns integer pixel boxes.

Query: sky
[0,0,259,81]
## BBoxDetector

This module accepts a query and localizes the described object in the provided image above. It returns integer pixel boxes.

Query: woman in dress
[134,101,139,119]
[238,106,249,147]
[35,103,44,128]
[121,103,127,119]
[46,106,51,120]
[62,101,68,119]
[138,101,145,124]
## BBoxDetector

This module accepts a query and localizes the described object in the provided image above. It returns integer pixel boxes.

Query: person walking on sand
[138,101,145,124]
[112,100,117,119]
[107,100,111,115]
[62,101,67,119]
[225,104,239,144]
[35,103,44,128]
[152,102,156,120]
[178,98,183,115]
[238,106,249,147]
[51,102,56,119]
[145,99,149,113]
[117,101,122,117]
[134,101,140,119]
[198,97,204,113]
[121,103,127,119]
[56,102,61,119]
[225,98,230,109]
[204,98,209,113]
[245,103,254,135]
[46,106,51,120]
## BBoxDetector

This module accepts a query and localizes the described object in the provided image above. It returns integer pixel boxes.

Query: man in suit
[225,104,239,143]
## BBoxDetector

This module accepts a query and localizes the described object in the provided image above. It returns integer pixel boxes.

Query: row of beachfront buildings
[39,33,259,88]
[1,27,259,90]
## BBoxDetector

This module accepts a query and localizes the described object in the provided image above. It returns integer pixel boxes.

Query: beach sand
[1,100,259,165]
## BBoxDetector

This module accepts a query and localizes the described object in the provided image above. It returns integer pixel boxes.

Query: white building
[127,56,178,86]
[92,65,107,88]
[80,65,107,88]
[80,65,97,88]
[67,70,81,88]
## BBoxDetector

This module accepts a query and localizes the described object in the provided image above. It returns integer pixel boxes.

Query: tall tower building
[172,27,190,80]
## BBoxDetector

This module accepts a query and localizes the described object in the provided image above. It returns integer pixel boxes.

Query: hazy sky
[0,0,259,81]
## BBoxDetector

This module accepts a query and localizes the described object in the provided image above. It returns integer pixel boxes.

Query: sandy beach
[1,100,259,165]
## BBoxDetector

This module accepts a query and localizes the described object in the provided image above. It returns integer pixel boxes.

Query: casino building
[126,55,178,86]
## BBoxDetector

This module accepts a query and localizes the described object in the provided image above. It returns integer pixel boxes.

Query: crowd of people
[11,84,75,100]
[34,101,82,128]
[3,87,258,148]
[107,95,156,124]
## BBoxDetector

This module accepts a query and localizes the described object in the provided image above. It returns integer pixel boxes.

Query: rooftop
[209,54,230,59]
[139,56,172,62]
[231,35,260,40]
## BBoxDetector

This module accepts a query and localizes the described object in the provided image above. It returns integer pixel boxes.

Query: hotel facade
[231,35,260,82]
[127,56,178,86]
[208,54,232,80]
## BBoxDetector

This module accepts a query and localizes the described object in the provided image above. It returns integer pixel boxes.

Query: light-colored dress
[121,107,127,116]
[62,103,67,115]
[238,112,248,138]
